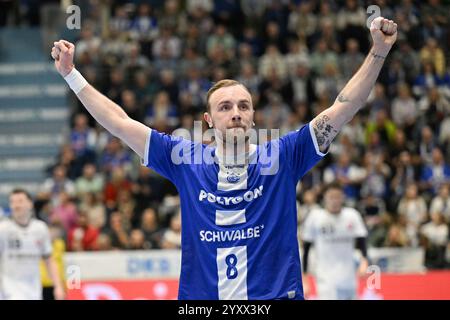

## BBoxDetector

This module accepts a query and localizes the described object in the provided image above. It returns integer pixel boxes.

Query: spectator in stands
[440,116,450,160]
[368,213,392,248]
[132,166,167,214]
[287,1,317,43]
[261,93,291,130]
[418,87,450,132]
[413,61,443,98]
[384,223,410,247]
[67,211,99,251]
[141,208,163,249]
[391,83,418,130]
[144,91,179,131]
[360,151,390,201]
[95,233,113,251]
[186,0,213,16]
[296,189,319,236]
[100,137,133,176]
[309,39,339,78]
[397,183,428,246]
[390,151,420,210]
[429,184,450,221]
[392,39,421,84]
[48,144,82,180]
[178,67,210,111]
[340,38,365,81]
[75,163,104,198]
[74,22,101,63]
[106,67,126,105]
[69,113,96,162]
[117,189,137,229]
[109,5,131,36]
[78,192,106,230]
[120,89,144,122]
[132,70,159,110]
[39,165,76,205]
[161,212,181,249]
[121,42,150,77]
[129,229,147,250]
[258,44,288,81]
[206,24,236,60]
[49,191,78,234]
[179,47,207,79]
[129,3,158,45]
[365,109,397,147]
[323,153,366,206]
[103,211,130,250]
[336,0,368,52]
[103,166,133,210]
[419,38,446,77]
[420,211,449,269]
[240,0,266,31]
[388,130,414,160]
[420,147,450,196]
[366,83,390,121]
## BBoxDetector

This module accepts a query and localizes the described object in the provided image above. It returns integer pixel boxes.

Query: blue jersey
[142,123,326,299]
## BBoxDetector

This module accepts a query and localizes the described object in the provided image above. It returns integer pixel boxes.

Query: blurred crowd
[6,0,450,269]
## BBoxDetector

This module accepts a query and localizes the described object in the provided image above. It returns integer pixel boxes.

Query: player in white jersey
[0,189,65,300]
[302,184,368,300]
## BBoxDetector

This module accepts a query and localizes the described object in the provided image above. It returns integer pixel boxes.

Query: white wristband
[64,68,88,94]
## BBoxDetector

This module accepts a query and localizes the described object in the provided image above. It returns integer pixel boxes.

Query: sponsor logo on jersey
[199,225,265,243]
[226,174,240,183]
[198,185,264,205]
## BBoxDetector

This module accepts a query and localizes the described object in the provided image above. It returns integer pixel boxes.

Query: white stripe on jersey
[215,209,246,226]
[217,246,248,300]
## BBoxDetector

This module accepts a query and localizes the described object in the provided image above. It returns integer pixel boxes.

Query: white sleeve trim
[308,123,328,157]
[141,128,152,166]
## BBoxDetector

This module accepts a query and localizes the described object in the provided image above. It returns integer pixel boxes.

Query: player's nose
[231,104,242,122]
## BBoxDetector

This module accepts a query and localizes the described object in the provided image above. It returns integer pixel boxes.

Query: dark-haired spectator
[100,138,133,176]
[141,208,163,249]
[161,212,181,249]
[49,192,78,234]
[67,212,99,251]
[103,166,133,210]
[75,163,104,198]
[39,165,76,205]
[129,229,147,250]
[103,211,130,250]
[420,148,450,196]
[420,211,449,269]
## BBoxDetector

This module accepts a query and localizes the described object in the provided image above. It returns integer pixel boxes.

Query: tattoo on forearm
[313,115,338,151]
[337,94,350,103]
[370,51,386,60]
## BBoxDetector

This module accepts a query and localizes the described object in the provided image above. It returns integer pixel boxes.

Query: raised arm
[311,17,398,153]
[51,40,150,159]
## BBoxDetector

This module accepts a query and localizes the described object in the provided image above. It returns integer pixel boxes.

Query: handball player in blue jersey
[51,17,397,299]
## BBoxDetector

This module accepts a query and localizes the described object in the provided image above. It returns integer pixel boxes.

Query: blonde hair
[206,79,250,112]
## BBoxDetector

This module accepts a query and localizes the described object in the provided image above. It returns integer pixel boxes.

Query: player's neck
[12,217,32,228]
[215,139,250,165]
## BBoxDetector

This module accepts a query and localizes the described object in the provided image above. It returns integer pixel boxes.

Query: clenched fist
[51,40,75,77]
[370,17,398,56]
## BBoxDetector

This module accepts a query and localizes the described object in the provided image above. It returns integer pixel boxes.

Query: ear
[204,112,213,128]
